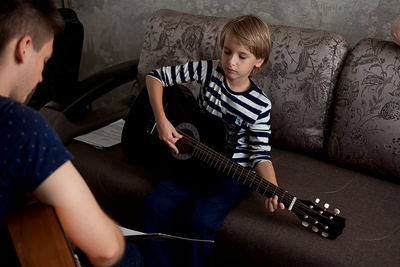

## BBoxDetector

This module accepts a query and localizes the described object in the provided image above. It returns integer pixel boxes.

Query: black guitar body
[122,85,235,183]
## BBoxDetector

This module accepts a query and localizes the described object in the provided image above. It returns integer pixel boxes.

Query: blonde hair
[220,14,271,74]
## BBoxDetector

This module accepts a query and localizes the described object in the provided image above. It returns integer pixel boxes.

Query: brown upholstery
[329,38,400,180]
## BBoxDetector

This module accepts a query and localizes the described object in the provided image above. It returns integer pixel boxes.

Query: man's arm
[255,161,285,212]
[33,160,125,267]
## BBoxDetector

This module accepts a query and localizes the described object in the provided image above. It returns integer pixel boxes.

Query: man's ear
[15,35,32,63]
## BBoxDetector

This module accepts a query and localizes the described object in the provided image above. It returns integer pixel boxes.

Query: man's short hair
[220,14,271,74]
[0,0,64,53]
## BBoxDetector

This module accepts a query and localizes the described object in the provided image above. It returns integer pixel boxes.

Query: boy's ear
[15,35,32,63]
[255,58,264,68]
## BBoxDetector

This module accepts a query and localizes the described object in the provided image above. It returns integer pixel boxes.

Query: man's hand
[265,195,285,212]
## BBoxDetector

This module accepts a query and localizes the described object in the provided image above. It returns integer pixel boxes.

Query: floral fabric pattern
[253,26,349,152]
[137,9,349,153]
[138,9,228,91]
[329,39,400,179]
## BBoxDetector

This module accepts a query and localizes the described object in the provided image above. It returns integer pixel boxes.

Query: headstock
[293,198,345,239]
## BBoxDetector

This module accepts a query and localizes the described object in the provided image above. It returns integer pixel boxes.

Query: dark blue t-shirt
[0,96,73,215]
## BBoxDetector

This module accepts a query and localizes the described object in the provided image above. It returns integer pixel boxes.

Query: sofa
[41,9,400,267]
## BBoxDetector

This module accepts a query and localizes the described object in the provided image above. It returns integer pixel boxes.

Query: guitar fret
[248,172,256,188]
[255,178,263,192]
[280,190,287,205]
[236,167,244,182]
[221,158,228,170]
[212,158,218,168]
[217,159,223,171]
[194,141,201,157]
[272,186,277,197]
[227,163,233,177]
[193,146,199,158]
[199,148,206,161]
[206,153,211,165]
[222,163,228,174]
[202,144,209,161]
[263,182,270,197]
[193,144,200,158]
[231,164,239,179]
[242,169,249,184]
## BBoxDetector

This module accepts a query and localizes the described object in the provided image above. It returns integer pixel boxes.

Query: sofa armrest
[45,59,139,119]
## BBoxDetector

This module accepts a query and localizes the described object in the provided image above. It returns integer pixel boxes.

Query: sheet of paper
[74,119,125,149]
[118,226,214,243]
[119,226,147,236]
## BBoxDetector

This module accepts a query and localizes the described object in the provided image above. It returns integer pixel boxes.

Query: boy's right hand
[156,118,182,154]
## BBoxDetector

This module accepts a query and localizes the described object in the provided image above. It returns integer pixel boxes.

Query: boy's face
[221,33,264,85]
[13,37,53,103]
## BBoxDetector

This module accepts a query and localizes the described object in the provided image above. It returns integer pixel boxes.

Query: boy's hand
[265,195,285,212]
[156,118,182,154]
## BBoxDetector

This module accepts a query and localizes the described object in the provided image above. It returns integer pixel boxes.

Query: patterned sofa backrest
[138,9,350,154]
[329,39,400,180]
[137,9,228,88]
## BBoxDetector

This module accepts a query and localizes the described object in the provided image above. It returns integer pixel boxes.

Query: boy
[0,1,142,266]
[143,14,284,267]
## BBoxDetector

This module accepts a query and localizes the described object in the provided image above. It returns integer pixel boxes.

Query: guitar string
[176,130,331,228]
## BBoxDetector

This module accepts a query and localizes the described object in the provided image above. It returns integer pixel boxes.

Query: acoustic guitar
[122,85,346,239]
[6,201,78,267]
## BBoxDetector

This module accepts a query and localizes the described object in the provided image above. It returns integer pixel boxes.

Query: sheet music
[74,119,125,149]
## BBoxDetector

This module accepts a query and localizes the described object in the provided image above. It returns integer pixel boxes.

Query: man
[0,1,132,266]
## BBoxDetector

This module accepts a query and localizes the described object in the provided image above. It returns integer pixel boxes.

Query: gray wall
[69,0,400,79]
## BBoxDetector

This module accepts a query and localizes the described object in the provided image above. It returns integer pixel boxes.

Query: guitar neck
[180,134,297,211]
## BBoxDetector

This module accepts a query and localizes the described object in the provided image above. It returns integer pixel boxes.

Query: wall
[69,0,400,79]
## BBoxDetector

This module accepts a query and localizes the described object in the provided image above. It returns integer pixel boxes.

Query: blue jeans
[142,176,250,267]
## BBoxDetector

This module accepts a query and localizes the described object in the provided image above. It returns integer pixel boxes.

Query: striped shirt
[148,60,271,169]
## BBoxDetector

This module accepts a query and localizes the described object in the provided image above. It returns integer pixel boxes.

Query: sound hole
[173,122,199,160]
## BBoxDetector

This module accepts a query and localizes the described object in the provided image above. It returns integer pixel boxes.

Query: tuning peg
[321,232,329,238]
[302,221,309,227]
[315,198,320,204]
[324,203,330,209]
[312,226,319,232]
[333,208,340,215]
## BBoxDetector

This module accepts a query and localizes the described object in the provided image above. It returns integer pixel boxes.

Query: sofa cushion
[208,147,400,267]
[137,9,349,154]
[329,38,400,180]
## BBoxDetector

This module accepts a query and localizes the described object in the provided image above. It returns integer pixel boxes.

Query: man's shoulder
[0,96,48,131]
[0,96,55,152]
